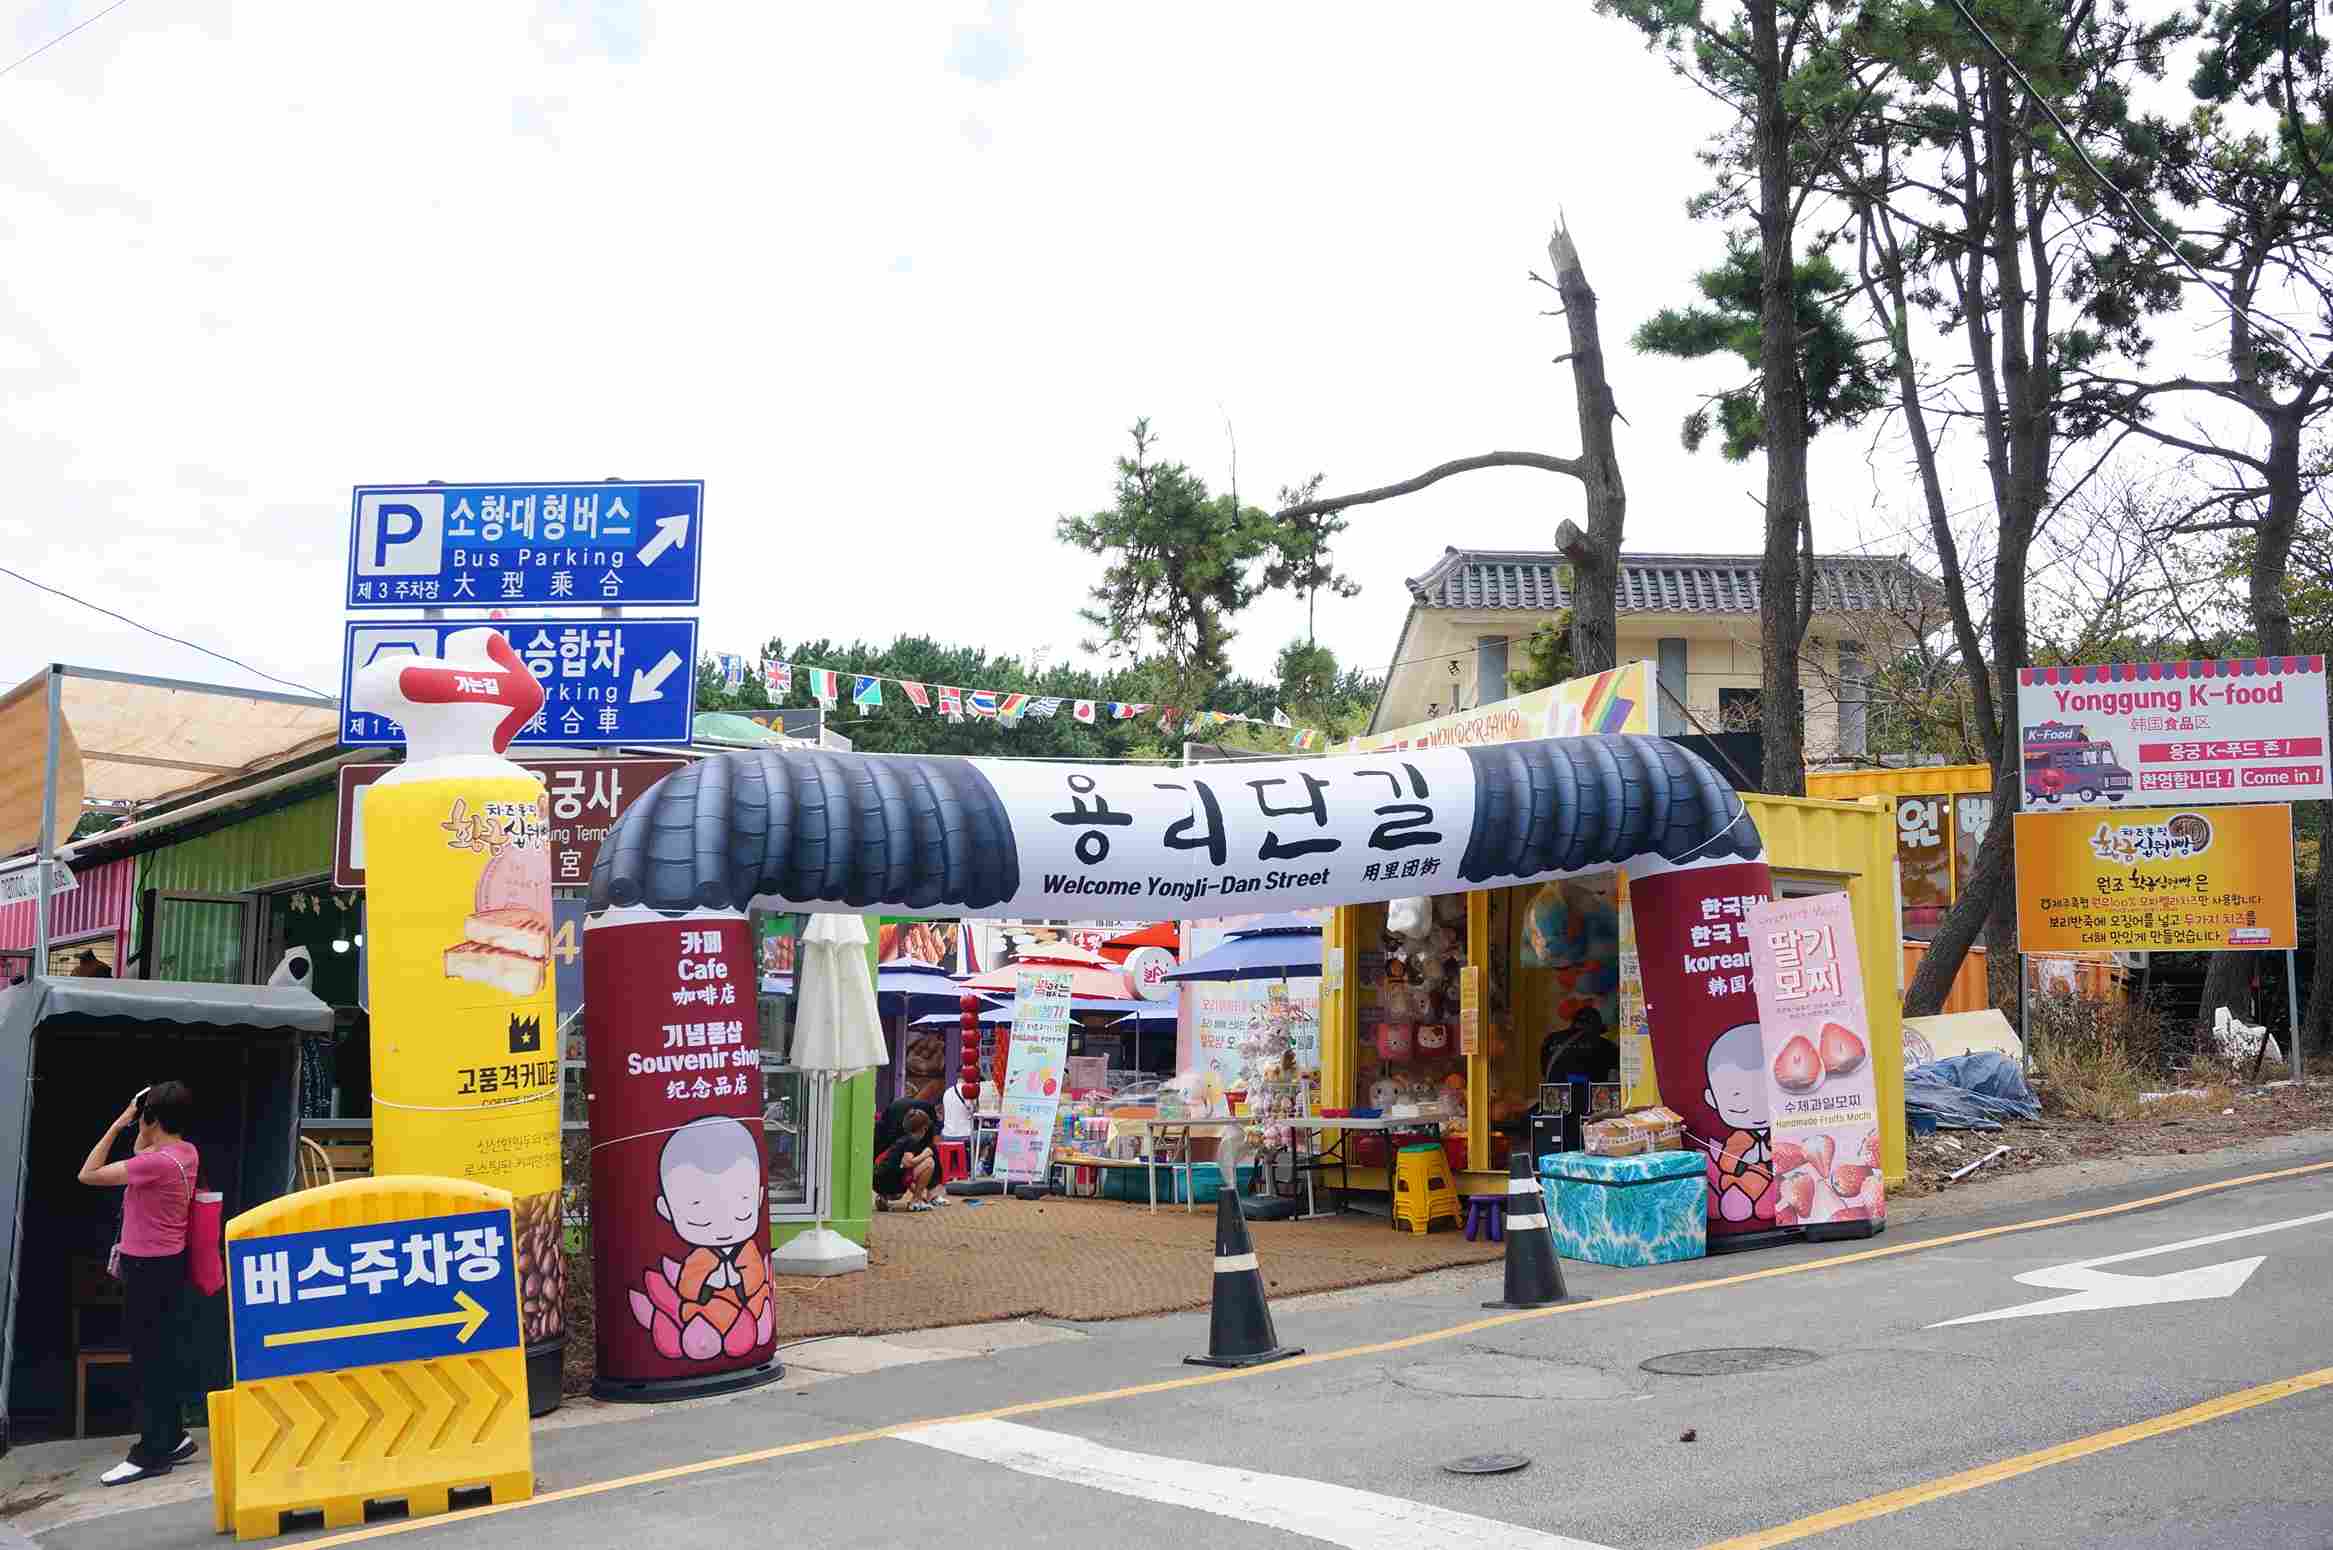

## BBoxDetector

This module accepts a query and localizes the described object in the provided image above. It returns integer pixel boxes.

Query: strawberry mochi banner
[582,910,781,1401]
[1744,893,1884,1237]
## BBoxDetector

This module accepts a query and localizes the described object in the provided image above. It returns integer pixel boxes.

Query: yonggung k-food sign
[2016,657,2330,808]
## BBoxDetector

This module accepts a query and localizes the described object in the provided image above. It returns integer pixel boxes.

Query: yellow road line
[1702,1364,2333,1548]
[296,1156,2333,1549]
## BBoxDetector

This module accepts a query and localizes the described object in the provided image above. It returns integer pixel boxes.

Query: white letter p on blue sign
[357,492,445,576]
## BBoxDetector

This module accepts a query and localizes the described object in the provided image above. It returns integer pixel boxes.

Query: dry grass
[2027,991,2152,1122]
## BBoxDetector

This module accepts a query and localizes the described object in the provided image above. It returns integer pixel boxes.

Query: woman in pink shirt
[77,1081,199,1487]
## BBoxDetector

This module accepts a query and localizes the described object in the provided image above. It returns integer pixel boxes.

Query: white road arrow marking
[628,651,683,703]
[637,514,690,566]
[1930,1208,2333,1328]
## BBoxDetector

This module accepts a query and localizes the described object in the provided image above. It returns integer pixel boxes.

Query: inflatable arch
[582,736,1778,1394]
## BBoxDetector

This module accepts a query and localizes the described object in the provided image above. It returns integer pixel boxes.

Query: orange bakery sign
[2013,804,2296,952]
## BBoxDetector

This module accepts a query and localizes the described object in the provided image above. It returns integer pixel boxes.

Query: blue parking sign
[341,618,698,748]
[347,481,705,610]
[229,1209,521,1383]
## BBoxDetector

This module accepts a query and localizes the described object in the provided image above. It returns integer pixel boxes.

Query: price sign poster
[2014,804,2296,952]
[994,966,1073,1181]
[1745,892,1884,1232]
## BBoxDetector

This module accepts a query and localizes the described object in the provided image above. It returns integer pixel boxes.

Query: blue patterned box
[1539,1149,1707,1267]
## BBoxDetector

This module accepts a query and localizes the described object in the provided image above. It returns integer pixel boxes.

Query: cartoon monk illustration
[625,1116,775,1362]
[1699,1022,1776,1225]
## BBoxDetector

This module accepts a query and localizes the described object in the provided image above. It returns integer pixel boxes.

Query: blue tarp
[1904,1051,2040,1132]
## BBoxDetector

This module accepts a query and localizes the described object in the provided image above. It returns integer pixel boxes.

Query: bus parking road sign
[347,481,705,610]
[229,1208,521,1384]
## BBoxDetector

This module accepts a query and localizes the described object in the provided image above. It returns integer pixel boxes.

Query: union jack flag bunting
[764,661,792,697]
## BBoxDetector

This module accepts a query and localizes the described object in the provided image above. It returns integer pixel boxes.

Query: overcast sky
[0,1,2144,706]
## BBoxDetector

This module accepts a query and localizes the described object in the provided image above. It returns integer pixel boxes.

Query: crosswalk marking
[895,1418,1617,1550]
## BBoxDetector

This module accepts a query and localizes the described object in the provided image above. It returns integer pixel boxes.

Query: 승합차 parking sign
[2016,658,2330,808]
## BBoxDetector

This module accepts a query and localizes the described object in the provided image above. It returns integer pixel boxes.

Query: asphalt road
[49,1151,2333,1550]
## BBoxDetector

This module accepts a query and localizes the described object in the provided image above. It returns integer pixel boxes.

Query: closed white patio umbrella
[771,914,889,1277]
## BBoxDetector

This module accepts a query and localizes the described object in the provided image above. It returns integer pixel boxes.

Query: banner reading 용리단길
[2014,804,2297,952]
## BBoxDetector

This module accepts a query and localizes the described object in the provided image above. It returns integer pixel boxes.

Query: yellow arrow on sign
[262,1289,491,1350]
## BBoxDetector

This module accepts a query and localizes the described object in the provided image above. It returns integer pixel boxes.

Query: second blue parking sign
[341,619,698,747]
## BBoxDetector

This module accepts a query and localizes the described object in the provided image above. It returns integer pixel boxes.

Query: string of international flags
[710,654,1328,750]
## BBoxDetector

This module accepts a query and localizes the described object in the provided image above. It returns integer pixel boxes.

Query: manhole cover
[1443,1454,1531,1476]
[1640,1347,1822,1377]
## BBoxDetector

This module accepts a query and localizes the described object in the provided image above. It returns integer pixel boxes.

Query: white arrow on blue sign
[347,481,705,610]
[340,618,699,748]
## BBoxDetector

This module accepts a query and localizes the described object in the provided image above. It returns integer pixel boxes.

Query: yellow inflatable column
[351,628,565,1414]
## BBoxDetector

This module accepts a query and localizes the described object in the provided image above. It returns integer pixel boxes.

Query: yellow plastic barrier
[209,1176,533,1540]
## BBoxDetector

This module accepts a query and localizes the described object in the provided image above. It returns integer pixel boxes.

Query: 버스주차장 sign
[348,482,704,610]
[341,619,698,748]
[335,756,686,888]
[2014,803,2297,952]
[229,1208,521,1384]
[2016,658,2330,806]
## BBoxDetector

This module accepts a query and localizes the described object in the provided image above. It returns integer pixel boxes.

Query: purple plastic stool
[1464,1195,1506,1243]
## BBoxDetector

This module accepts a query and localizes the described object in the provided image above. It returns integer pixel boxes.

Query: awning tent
[0,666,341,965]
[0,976,333,1450]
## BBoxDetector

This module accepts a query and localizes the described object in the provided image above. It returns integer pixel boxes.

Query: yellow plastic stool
[1393,1143,1460,1234]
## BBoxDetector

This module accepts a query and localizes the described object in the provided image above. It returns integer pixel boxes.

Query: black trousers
[117,1250,188,1467]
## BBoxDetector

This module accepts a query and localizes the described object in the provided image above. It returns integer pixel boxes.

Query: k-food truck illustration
[2023,720,2133,804]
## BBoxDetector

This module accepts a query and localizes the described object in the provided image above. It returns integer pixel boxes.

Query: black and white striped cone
[1484,1150,1578,1309]
[1185,1185,1304,1369]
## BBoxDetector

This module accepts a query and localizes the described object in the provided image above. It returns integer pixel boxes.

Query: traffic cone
[1185,1185,1304,1369]
[1483,1150,1579,1309]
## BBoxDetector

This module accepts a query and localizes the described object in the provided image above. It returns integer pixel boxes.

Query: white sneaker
[169,1434,198,1464]
[100,1459,167,1487]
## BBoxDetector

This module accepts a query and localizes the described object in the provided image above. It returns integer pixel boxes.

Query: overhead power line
[0,561,330,698]
[0,0,134,81]
[1942,0,2328,378]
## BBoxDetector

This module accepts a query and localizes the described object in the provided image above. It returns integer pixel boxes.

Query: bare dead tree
[1275,219,1627,678]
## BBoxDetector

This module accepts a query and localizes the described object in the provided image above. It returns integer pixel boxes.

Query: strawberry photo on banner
[1746,893,1884,1235]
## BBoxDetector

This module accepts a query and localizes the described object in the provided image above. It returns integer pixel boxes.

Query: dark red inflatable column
[1626,860,1789,1249]
[585,908,785,1400]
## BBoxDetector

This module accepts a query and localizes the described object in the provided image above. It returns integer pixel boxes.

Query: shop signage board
[994,966,1073,1181]
[341,618,698,748]
[335,757,687,888]
[229,1208,521,1383]
[2013,804,2296,952]
[0,861,75,908]
[583,912,775,1385]
[2016,658,2330,807]
[1347,661,1656,753]
[1746,893,1884,1232]
[1458,965,1483,1056]
[346,481,705,610]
